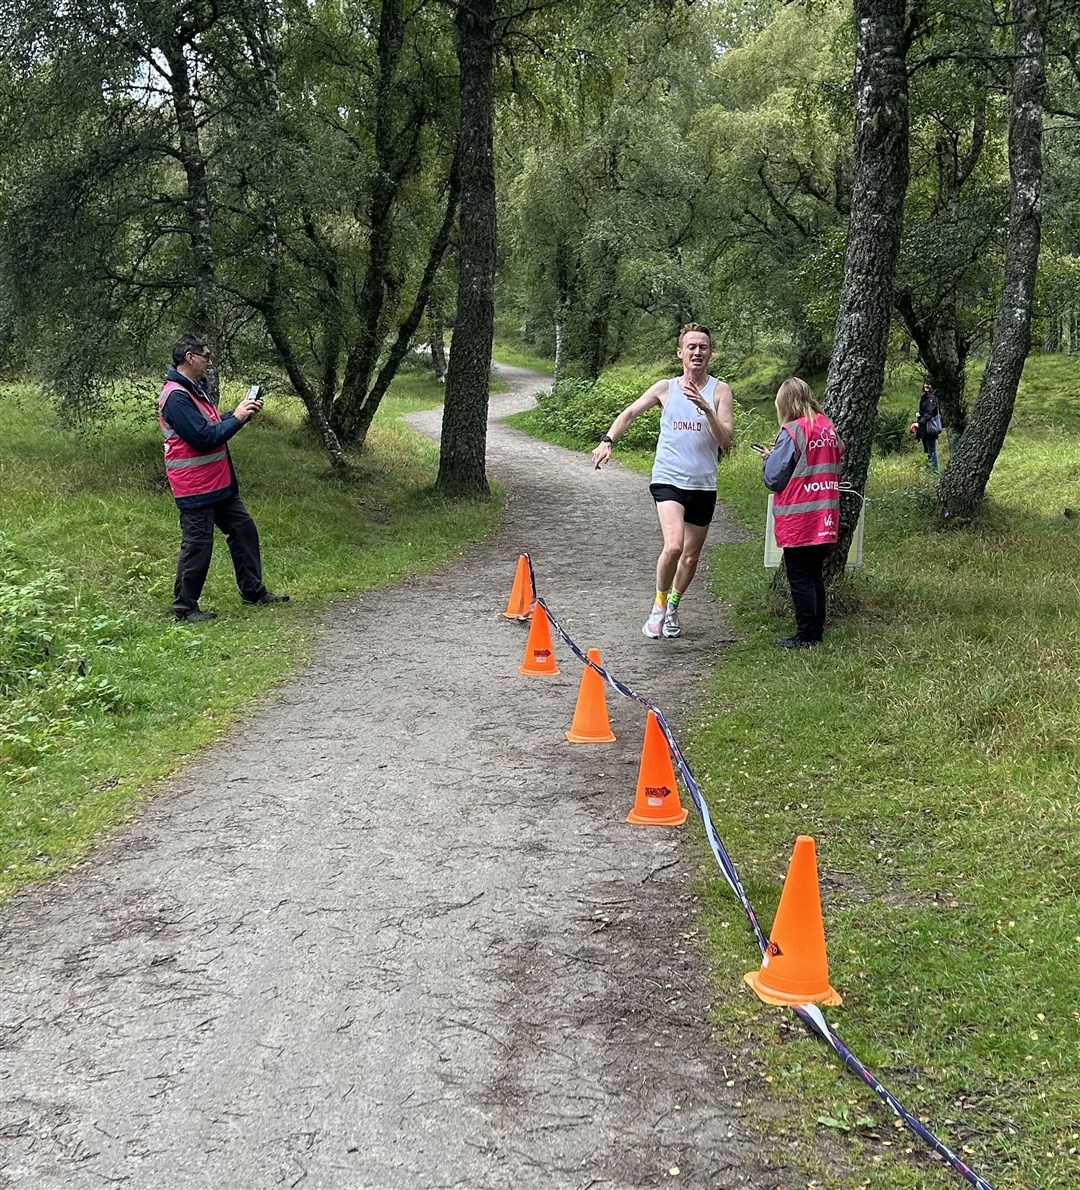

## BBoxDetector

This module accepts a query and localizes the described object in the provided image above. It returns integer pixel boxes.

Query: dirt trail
[0,365,800,1189]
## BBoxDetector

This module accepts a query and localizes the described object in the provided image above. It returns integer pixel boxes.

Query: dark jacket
[916,389,942,440]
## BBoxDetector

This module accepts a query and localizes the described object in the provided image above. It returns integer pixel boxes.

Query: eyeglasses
[188,350,212,361]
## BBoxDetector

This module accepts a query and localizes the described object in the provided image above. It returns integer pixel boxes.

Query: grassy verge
[0,376,498,900]
[513,355,1080,1190]
[491,340,556,373]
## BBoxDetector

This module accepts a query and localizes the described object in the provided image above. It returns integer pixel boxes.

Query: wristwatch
[600,435,613,445]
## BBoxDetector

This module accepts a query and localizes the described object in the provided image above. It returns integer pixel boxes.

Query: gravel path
[0,365,801,1189]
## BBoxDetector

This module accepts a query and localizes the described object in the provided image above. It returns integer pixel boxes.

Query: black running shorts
[649,483,717,527]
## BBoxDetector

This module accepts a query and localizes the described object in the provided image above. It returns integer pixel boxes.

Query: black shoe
[776,635,818,649]
[243,591,290,606]
[176,609,218,623]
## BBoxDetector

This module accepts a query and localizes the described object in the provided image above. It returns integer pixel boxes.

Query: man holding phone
[158,334,289,622]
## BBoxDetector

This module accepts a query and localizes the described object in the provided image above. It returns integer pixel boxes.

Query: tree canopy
[0,0,1076,511]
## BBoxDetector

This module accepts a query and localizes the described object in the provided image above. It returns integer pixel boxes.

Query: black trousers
[174,495,266,615]
[784,544,829,643]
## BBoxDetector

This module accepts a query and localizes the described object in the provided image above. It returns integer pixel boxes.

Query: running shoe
[642,604,666,638]
[662,604,682,638]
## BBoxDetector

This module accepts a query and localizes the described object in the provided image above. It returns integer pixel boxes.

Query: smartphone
[750,442,767,454]
[246,383,264,404]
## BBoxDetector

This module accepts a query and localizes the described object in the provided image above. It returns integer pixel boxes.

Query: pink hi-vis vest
[158,380,233,500]
[772,414,843,548]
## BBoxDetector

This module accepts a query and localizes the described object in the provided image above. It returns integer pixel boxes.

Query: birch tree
[822,0,911,575]
[938,0,1048,520]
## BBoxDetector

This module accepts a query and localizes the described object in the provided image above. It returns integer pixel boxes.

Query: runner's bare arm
[683,379,733,450]
[708,382,734,452]
[591,381,666,469]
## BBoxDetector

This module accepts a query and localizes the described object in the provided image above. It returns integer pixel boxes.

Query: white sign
[764,495,864,568]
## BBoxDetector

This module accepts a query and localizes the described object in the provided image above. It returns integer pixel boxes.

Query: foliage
[496,0,1080,511]
[498,3,725,377]
[490,337,555,374]
[529,373,663,450]
[0,552,133,783]
[1,0,1078,491]
[694,0,852,371]
[0,0,461,455]
[895,0,1013,375]
[873,408,910,455]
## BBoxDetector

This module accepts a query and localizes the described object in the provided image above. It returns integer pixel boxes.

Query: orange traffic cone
[518,602,560,676]
[626,710,687,826]
[565,648,616,743]
[503,554,533,620]
[744,835,842,1007]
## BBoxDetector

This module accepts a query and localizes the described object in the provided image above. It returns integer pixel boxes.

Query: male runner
[591,324,733,638]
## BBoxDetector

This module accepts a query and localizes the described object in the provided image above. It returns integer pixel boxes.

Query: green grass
[0,375,499,899]
[491,339,556,373]
[513,352,1080,1190]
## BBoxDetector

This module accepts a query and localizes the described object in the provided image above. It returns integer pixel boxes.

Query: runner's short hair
[678,322,712,345]
[776,377,822,423]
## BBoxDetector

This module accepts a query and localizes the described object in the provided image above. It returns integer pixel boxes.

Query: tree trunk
[348,159,460,451]
[430,311,447,383]
[553,303,568,382]
[584,304,609,380]
[929,317,968,440]
[297,210,343,419]
[246,5,348,474]
[1043,308,1060,353]
[821,0,910,580]
[895,290,968,440]
[265,299,350,473]
[938,0,1045,521]
[162,40,217,377]
[437,0,495,498]
[553,240,571,383]
[264,201,349,475]
[891,90,988,444]
[334,0,408,444]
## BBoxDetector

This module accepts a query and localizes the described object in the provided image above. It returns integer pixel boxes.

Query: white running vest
[650,376,720,490]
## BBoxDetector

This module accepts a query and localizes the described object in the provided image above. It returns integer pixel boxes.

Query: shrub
[532,374,662,450]
[729,354,791,398]
[0,566,61,693]
[0,539,132,782]
[874,409,911,455]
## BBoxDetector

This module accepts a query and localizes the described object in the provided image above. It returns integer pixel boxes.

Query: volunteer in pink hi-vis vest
[761,377,844,649]
[159,334,289,622]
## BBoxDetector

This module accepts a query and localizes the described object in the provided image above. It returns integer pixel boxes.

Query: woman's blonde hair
[775,376,822,424]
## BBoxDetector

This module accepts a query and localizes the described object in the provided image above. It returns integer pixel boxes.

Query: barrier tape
[521,553,996,1190]
[794,1005,995,1190]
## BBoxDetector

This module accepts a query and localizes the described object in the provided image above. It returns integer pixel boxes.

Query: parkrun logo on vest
[673,420,703,432]
[801,479,840,494]
[807,433,838,449]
